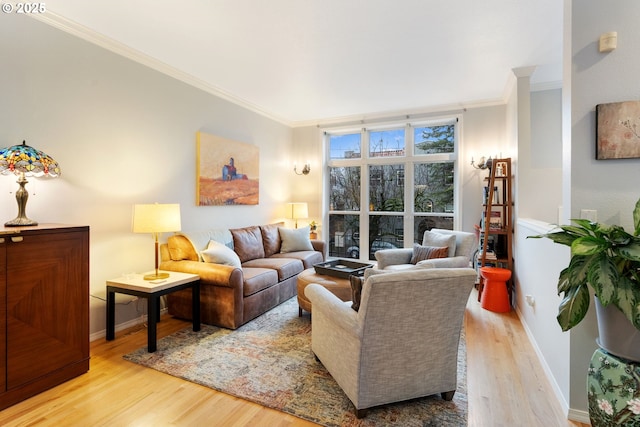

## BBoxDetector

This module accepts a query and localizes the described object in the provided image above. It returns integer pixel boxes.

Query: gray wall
[0,15,295,336]
[568,0,640,415]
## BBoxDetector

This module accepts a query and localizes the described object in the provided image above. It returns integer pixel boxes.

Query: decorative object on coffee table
[0,140,60,226]
[313,258,373,279]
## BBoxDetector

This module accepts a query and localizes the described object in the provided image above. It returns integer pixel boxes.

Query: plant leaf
[634,197,640,236]
[587,252,618,306]
[571,236,608,256]
[557,283,590,332]
[527,230,576,247]
[613,276,640,329]
[557,267,571,295]
[568,219,598,232]
[617,240,640,262]
[566,255,590,289]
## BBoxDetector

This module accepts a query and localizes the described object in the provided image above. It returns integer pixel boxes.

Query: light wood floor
[0,290,590,427]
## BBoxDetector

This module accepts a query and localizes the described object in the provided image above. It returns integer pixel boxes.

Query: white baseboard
[568,408,591,424]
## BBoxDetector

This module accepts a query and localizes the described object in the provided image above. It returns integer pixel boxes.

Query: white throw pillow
[279,226,314,253]
[422,231,456,257]
[201,240,242,267]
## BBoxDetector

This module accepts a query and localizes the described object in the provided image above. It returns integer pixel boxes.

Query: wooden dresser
[0,224,89,410]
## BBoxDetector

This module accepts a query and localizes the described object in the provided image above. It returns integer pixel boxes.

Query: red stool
[479,267,512,312]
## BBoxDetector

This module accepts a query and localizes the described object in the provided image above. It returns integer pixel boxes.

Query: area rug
[124,297,467,426]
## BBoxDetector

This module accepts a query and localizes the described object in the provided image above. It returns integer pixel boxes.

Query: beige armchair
[305,267,476,418]
[375,228,477,270]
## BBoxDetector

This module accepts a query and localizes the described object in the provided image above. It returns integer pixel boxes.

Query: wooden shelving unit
[477,158,514,301]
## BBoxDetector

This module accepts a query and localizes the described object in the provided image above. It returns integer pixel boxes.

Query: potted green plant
[309,221,318,239]
[529,197,640,361]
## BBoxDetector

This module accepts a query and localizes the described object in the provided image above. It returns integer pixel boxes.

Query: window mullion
[405,124,415,248]
[361,128,369,256]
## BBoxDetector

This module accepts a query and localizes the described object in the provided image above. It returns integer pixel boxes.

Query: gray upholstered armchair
[305,267,476,418]
[375,228,477,270]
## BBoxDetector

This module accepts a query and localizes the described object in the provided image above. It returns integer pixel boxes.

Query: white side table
[106,271,200,352]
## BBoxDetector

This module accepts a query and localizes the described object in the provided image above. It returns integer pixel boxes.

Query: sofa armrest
[374,248,413,269]
[311,239,327,261]
[159,260,243,288]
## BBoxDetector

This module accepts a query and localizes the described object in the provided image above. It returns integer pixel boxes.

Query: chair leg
[441,390,455,401]
[355,408,368,419]
[299,306,302,317]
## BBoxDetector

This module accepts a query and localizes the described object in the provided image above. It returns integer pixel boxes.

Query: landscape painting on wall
[596,100,640,160]
[196,132,259,205]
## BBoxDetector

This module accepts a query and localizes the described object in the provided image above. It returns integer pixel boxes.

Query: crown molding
[29,12,293,127]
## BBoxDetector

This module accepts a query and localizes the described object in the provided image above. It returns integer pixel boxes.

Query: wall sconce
[294,161,310,175]
[470,156,493,170]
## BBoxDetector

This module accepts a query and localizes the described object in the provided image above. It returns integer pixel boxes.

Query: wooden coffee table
[296,268,353,316]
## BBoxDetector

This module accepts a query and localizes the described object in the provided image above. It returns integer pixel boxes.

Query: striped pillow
[410,244,449,264]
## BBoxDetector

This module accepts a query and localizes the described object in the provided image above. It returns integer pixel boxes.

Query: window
[326,120,458,260]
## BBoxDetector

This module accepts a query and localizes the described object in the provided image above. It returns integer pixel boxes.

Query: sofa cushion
[201,240,242,267]
[271,250,323,269]
[242,267,279,297]
[410,244,449,264]
[279,226,314,253]
[231,226,266,262]
[260,222,284,257]
[422,230,456,257]
[242,257,304,281]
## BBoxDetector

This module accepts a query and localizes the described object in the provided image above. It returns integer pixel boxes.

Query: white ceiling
[39,0,563,126]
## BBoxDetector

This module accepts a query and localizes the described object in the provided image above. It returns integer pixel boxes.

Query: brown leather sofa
[159,223,325,329]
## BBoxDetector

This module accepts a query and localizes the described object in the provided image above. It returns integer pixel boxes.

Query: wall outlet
[580,209,597,222]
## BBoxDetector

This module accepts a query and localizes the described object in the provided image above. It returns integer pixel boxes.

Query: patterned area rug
[124,297,467,426]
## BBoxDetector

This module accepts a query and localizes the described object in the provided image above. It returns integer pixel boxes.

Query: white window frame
[324,115,462,259]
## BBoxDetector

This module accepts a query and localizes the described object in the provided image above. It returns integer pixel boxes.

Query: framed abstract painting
[596,100,640,160]
[196,131,259,205]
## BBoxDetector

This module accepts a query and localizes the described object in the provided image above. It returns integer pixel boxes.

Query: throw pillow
[410,244,449,264]
[279,226,314,253]
[200,240,242,268]
[260,222,284,257]
[230,226,266,262]
[350,274,364,312]
[422,230,456,257]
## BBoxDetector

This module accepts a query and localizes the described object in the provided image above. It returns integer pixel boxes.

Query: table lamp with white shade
[286,202,308,228]
[132,203,181,280]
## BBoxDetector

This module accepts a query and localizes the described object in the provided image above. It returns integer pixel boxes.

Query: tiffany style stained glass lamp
[0,140,60,227]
